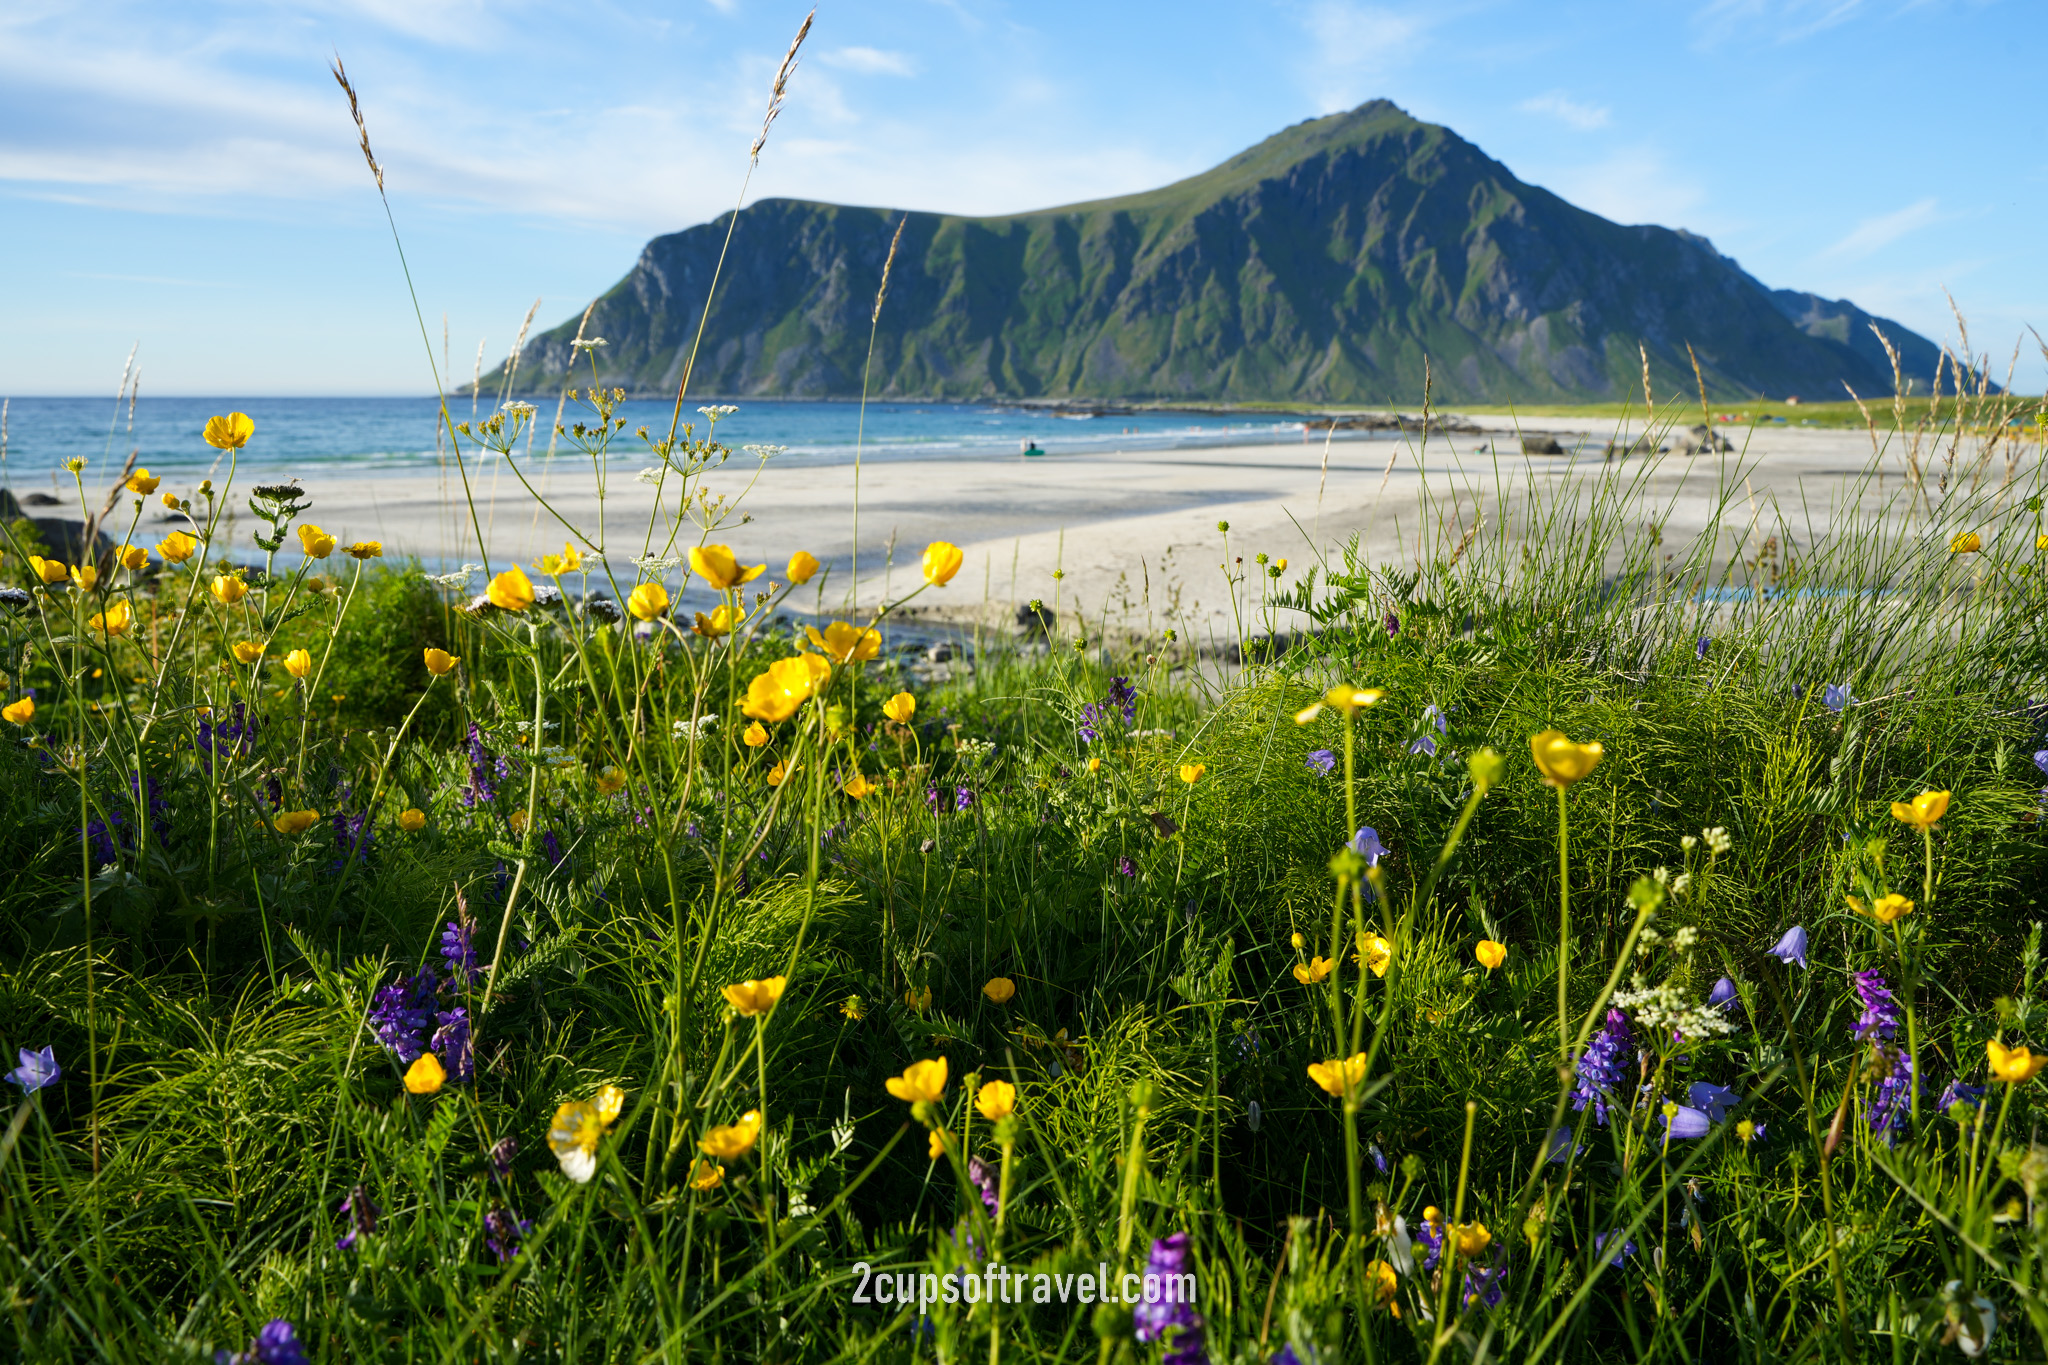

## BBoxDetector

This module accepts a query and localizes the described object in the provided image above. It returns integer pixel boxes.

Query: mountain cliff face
[498,100,1941,404]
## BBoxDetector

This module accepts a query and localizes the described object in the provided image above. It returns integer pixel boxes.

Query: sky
[2,0,2042,396]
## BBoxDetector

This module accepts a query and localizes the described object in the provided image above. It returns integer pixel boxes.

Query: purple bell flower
[1349,827,1386,865]
[6,1045,59,1092]
[1661,1103,1712,1139]
[1766,926,1809,969]
[1707,976,1739,1011]
[1823,683,1852,713]
[1305,748,1336,775]
[1686,1081,1740,1123]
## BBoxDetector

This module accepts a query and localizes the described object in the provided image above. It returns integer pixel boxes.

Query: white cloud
[1517,91,1610,130]
[1297,1,1438,112]
[1692,0,1872,47]
[1818,197,1940,260]
[818,46,918,77]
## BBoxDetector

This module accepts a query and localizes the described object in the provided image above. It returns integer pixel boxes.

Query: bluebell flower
[1695,637,1709,661]
[1572,1010,1633,1125]
[6,1045,59,1092]
[1368,1142,1389,1174]
[1269,1348,1304,1365]
[1463,1255,1510,1308]
[1938,1079,1987,1116]
[1407,734,1438,758]
[1349,827,1386,865]
[2032,749,2047,777]
[1707,976,1739,1011]
[216,1319,310,1365]
[1823,683,1853,713]
[1543,1128,1579,1163]
[1852,970,1900,1041]
[1305,748,1336,775]
[1686,1081,1740,1123]
[1593,1231,1636,1266]
[1767,926,1809,969]
[1661,1104,1712,1139]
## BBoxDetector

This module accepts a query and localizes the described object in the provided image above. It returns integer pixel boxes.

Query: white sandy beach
[175,415,1991,640]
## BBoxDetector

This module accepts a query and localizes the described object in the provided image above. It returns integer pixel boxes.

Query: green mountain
[494,100,1941,405]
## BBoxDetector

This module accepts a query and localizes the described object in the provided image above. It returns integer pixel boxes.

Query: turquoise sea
[0,396,1329,489]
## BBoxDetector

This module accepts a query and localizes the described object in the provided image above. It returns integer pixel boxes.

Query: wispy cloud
[1692,0,1872,47]
[1517,91,1609,130]
[1819,197,1940,260]
[1538,146,1712,230]
[1297,1,1438,112]
[818,46,918,77]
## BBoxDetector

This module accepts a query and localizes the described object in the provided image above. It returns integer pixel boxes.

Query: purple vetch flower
[924,784,943,811]
[432,1008,473,1082]
[541,830,563,867]
[1414,1216,1445,1271]
[1661,1104,1712,1140]
[461,723,498,807]
[1823,683,1853,714]
[1116,855,1137,878]
[1463,1254,1510,1309]
[1852,970,1901,1041]
[1572,1010,1633,1125]
[1132,1232,1206,1365]
[1695,637,1709,661]
[1707,976,1739,1011]
[7,1046,59,1093]
[1305,748,1336,775]
[1870,1047,1916,1144]
[336,1185,380,1251]
[440,920,481,985]
[1939,1079,1987,1116]
[1766,926,1809,970]
[1593,1231,1637,1266]
[966,1156,999,1214]
[1349,827,1386,865]
[368,965,440,1063]
[954,786,976,813]
[1384,612,1400,637]
[1270,1347,1304,1365]
[490,1136,519,1180]
[1687,1081,1741,1123]
[1369,1143,1389,1174]
[215,1319,310,1365]
[484,1205,532,1263]
[1108,675,1138,724]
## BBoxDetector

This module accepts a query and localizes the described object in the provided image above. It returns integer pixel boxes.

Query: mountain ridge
[490,100,1941,405]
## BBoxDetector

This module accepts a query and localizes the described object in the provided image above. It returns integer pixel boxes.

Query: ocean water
[0,395,1332,491]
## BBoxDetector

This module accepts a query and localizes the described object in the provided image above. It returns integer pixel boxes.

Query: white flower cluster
[501,401,538,418]
[633,554,686,572]
[954,737,997,764]
[698,404,740,419]
[673,715,719,741]
[1704,826,1733,855]
[1613,975,1736,1039]
[426,563,484,587]
[743,444,787,460]
[635,467,668,484]
[570,338,608,351]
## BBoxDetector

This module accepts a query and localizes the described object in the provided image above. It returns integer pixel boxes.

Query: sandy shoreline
[119,415,1967,640]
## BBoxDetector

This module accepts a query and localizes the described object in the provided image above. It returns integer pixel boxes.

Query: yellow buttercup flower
[1475,939,1506,971]
[1307,1052,1369,1098]
[806,621,880,664]
[404,1053,446,1095]
[976,1079,1017,1121]
[1891,790,1950,831]
[1454,1221,1492,1257]
[721,976,788,1017]
[741,654,830,723]
[1736,1119,1759,1143]
[1849,893,1914,925]
[1179,763,1205,784]
[424,648,460,676]
[689,1159,725,1191]
[508,809,529,836]
[787,550,820,584]
[297,524,337,559]
[883,692,916,723]
[841,994,865,1020]
[89,601,132,636]
[689,545,766,590]
[698,1109,762,1159]
[922,541,964,586]
[743,721,769,748]
[549,1085,629,1182]
[398,808,426,832]
[693,604,742,639]
[161,492,181,509]
[157,531,198,563]
[1950,531,1982,554]
[1087,756,1102,773]
[1367,1259,1398,1311]
[232,640,266,665]
[842,774,877,799]
[1358,934,1392,978]
[211,573,248,605]
[344,541,383,560]
[71,564,98,591]
[767,761,790,787]
[1290,932,1305,950]
[928,1128,946,1160]
[1988,1039,2048,1083]
[125,468,161,494]
[594,765,627,794]
[1530,730,1603,787]
[2038,533,2048,552]
[118,544,148,571]
[904,985,932,1012]
[983,977,1016,1004]
[202,412,254,450]
[1293,956,1335,985]
[284,649,313,679]
[2,698,33,726]
[628,582,670,621]
[1294,684,1386,723]
[886,1057,949,1105]
[488,566,535,611]
[28,556,68,585]
[273,809,321,835]
[537,542,583,575]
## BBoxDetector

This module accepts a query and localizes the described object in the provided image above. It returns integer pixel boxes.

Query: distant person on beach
[1022,440,1045,457]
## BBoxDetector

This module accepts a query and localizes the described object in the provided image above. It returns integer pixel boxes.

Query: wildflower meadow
[6,39,2048,1365]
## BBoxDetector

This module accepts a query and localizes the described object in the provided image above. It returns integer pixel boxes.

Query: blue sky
[2,0,2041,396]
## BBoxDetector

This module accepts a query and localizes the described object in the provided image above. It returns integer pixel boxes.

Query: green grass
[3,407,2048,1363]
